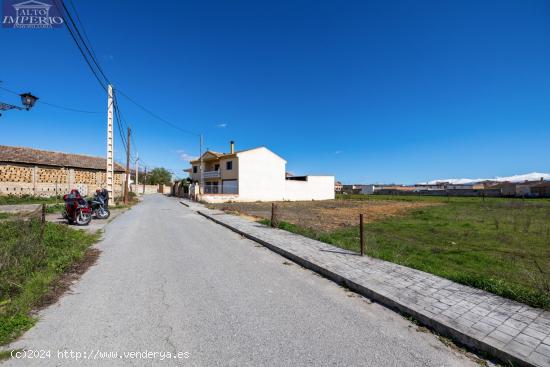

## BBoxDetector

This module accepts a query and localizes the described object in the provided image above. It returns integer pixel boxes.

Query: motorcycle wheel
[75,210,92,226]
[97,207,110,219]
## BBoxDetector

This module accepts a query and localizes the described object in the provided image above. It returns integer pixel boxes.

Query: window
[214,164,220,171]
[192,166,198,173]
[226,161,233,170]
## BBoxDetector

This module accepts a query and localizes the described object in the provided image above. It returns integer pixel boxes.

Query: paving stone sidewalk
[181,200,550,367]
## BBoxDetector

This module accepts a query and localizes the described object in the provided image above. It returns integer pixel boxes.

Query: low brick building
[0,145,126,197]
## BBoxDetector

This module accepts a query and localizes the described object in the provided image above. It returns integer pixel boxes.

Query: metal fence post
[271,203,276,228]
[39,204,46,244]
[359,213,365,256]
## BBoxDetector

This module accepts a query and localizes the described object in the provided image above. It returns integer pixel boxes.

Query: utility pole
[134,152,139,192]
[199,133,204,195]
[106,84,114,201]
[124,127,131,204]
[143,166,147,194]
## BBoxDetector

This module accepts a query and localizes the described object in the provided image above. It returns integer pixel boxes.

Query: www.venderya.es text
[11,349,190,361]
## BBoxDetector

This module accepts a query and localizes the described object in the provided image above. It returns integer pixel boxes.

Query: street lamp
[20,92,38,110]
[0,91,38,116]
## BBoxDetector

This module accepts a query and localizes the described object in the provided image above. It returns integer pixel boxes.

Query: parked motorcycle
[62,189,92,225]
[88,189,110,219]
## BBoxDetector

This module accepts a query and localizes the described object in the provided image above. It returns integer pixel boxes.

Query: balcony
[203,170,221,179]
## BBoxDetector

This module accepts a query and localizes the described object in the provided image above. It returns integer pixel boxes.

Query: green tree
[146,167,172,185]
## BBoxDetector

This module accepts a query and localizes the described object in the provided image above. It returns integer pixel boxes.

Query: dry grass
[210,200,437,232]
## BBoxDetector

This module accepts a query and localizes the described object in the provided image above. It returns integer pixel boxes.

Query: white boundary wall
[283,176,335,201]
[198,175,335,203]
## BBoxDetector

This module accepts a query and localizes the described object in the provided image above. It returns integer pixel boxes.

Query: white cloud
[423,172,550,185]
[175,150,197,161]
[216,123,227,128]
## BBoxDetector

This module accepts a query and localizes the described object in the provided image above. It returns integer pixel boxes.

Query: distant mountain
[423,172,550,185]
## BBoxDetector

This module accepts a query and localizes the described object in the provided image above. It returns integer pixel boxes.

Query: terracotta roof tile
[0,145,125,172]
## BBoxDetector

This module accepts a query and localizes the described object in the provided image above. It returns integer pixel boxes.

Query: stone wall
[0,163,125,197]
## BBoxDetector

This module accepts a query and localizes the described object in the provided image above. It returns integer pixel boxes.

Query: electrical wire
[7,3,152,175]
[52,1,106,91]
[114,95,131,139]
[0,84,101,114]
[109,96,125,152]
[11,3,160,168]
[57,1,198,160]
[67,0,100,68]
[57,4,141,163]
[38,100,101,114]
[112,93,140,163]
[113,96,128,156]
[59,1,110,86]
[114,104,131,160]
[130,134,138,158]
[115,88,200,137]
[54,0,129,157]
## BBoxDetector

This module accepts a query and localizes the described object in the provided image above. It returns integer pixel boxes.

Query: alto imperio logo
[2,0,64,28]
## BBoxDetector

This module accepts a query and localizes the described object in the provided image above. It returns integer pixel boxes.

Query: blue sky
[1,0,549,184]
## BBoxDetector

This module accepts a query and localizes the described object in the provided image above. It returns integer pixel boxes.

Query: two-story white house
[186,141,334,203]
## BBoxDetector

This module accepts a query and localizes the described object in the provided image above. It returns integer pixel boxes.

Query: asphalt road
[4,194,480,366]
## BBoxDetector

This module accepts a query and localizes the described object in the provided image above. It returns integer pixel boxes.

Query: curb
[198,210,537,367]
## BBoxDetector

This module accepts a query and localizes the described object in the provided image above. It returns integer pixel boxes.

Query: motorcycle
[88,190,110,219]
[62,189,92,226]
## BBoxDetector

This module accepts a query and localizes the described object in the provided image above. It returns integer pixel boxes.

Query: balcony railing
[202,170,221,179]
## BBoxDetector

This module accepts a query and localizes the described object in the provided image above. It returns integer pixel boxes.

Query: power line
[53,1,192,166]
[114,99,130,150]
[61,1,110,85]
[12,3,155,168]
[53,0,107,91]
[130,132,138,153]
[54,3,142,162]
[0,84,101,114]
[112,95,128,155]
[113,94,140,164]
[38,100,101,114]
[0,85,19,96]
[67,0,100,67]
[115,88,200,137]
[119,108,138,161]
[113,94,130,132]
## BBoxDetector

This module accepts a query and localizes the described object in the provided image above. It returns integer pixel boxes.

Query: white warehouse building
[186,142,334,203]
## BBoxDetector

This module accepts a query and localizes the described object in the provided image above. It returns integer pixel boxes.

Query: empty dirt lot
[208,200,437,232]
